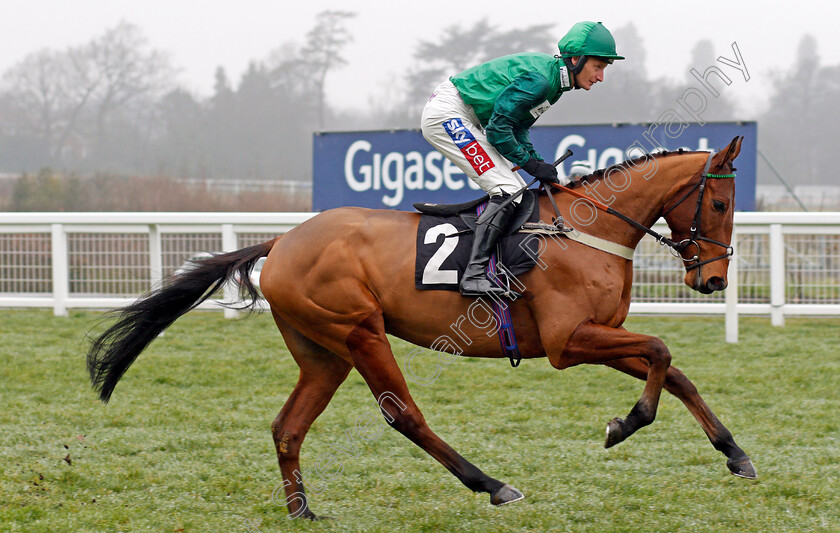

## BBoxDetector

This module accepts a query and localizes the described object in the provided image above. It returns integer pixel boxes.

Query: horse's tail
[86,237,279,403]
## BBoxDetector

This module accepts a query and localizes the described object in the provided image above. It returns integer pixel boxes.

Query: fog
[1,0,838,206]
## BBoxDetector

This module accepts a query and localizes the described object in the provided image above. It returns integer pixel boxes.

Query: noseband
[660,151,736,271]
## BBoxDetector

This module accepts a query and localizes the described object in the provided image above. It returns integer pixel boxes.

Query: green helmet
[558,21,624,62]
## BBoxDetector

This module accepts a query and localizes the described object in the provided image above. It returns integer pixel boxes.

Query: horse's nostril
[706,276,727,292]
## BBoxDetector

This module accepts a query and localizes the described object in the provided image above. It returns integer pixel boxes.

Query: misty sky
[2,0,838,117]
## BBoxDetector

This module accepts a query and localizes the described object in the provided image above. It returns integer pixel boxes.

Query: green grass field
[1,309,838,532]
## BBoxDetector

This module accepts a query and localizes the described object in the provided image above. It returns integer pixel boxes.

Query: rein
[547,151,736,270]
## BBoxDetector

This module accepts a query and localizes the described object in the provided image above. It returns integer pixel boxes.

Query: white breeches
[421,80,526,201]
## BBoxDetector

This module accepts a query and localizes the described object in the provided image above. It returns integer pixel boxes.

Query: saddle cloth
[414,191,541,291]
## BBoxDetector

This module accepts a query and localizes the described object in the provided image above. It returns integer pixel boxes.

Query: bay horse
[87,136,756,519]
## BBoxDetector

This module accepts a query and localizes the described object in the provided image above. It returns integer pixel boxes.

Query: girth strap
[487,254,522,367]
[475,200,523,367]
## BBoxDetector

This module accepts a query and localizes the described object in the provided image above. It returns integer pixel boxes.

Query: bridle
[548,150,736,272]
[659,151,736,271]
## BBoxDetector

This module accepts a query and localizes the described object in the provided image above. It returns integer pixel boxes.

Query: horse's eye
[713,200,726,213]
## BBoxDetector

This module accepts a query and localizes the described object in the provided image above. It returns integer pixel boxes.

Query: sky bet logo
[443,118,495,176]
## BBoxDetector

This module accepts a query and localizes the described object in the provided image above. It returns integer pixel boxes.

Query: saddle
[413,190,539,237]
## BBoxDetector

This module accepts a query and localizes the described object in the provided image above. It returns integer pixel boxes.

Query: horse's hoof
[490,484,524,506]
[727,456,758,479]
[605,417,624,448]
[295,510,334,521]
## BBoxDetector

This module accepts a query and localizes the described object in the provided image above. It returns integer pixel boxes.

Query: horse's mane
[566,148,702,189]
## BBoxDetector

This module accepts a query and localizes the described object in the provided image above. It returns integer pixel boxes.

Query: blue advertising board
[313,122,757,211]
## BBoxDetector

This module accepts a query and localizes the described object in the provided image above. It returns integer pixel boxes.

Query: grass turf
[1,309,838,532]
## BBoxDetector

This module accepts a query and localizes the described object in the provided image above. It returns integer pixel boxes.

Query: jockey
[421,21,623,297]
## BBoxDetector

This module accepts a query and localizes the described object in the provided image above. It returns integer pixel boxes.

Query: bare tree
[1,50,68,161]
[0,22,173,171]
[52,44,107,161]
[268,42,309,95]
[300,10,356,130]
[84,22,174,157]
[759,34,824,185]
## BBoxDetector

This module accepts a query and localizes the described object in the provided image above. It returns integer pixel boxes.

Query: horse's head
[662,136,743,294]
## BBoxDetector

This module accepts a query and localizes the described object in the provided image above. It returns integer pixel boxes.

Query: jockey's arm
[485,71,551,167]
[513,128,540,162]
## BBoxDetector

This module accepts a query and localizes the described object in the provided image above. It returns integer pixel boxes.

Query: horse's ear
[721,136,743,162]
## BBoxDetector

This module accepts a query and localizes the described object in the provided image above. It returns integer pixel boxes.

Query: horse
[87,136,755,520]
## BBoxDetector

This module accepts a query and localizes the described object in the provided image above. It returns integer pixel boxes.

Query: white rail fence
[1,212,839,343]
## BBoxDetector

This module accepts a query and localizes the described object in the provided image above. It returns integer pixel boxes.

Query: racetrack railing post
[149,224,163,292]
[725,226,739,343]
[50,223,68,317]
[222,224,239,319]
[769,224,785,327]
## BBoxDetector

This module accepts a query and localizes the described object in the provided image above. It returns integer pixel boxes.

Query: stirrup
[460,277,521,299]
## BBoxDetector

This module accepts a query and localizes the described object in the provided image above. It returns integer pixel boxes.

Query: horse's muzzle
[703,276,728,293]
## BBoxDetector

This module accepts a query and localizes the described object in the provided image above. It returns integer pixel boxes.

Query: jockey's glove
[522,158,559,184]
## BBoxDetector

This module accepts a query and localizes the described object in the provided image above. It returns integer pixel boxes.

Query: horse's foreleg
[604,357,757,478]
[558,323,672,448]
[271,323,353,520]
[346,310,523,506]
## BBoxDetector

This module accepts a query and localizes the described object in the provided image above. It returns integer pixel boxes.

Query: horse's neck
[575,153,705,249]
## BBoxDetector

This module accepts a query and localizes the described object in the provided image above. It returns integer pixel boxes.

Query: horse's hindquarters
[260,208,421,356]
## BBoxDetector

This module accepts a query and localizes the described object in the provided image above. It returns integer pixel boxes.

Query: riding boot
[459,196,516,297]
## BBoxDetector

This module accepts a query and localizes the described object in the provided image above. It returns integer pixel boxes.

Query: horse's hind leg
[346,309,523,506]
[270,321,353,520]
[604,357,757,479]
